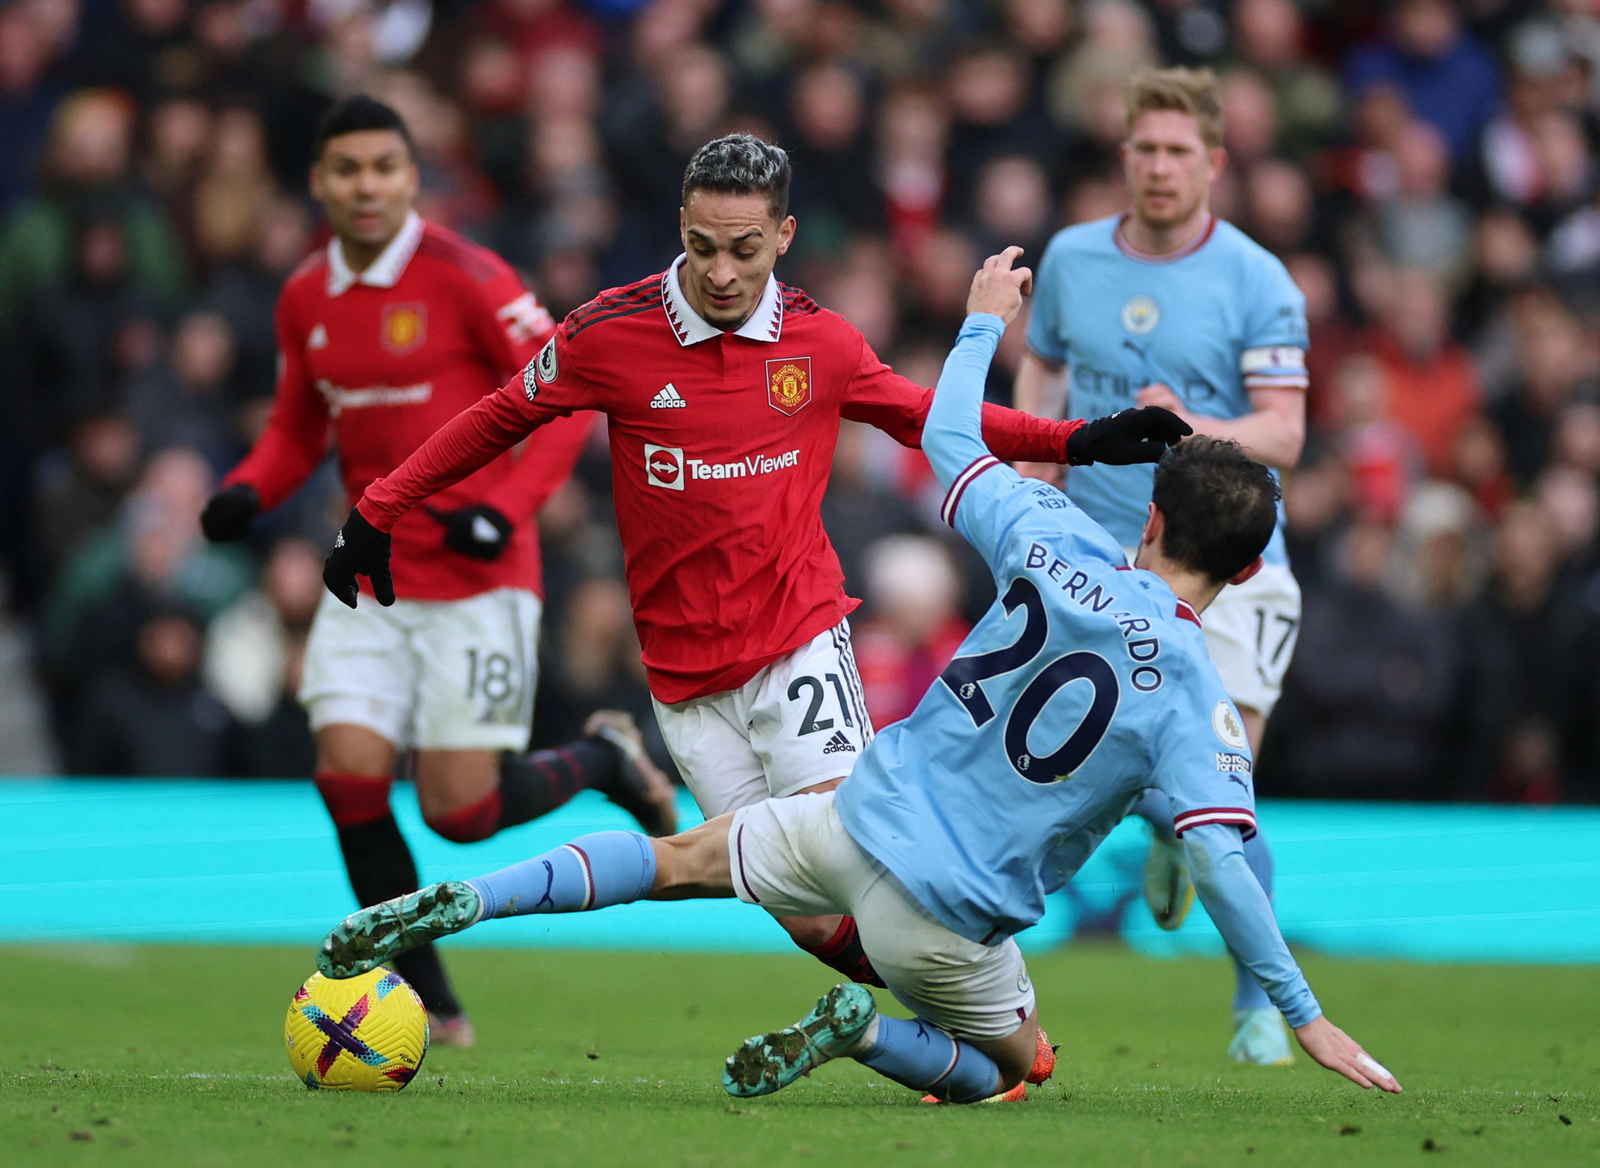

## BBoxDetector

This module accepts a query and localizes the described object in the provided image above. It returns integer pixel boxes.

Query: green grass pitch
[2,943,1596,1167]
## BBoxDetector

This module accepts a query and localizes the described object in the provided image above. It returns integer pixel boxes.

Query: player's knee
[776,914,842,950]
[314,770,394,827]
[649,818,732,897]
[423,791,500,843]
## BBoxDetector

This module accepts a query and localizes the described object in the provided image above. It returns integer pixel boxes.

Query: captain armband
[1240,346,1308,391]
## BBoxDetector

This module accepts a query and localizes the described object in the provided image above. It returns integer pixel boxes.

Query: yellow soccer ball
[285,968,429,1091]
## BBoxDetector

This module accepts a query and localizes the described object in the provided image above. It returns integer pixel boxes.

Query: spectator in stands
[204,537,322,778]
[854,534,968,730]
[67,602,238,776]
[0,88,187,329]
[1364,266,1482,478]
[125,310,244,469]
[1267,520,1458,801]
[1345,0,1502,165]
[1449,501,1571,801]
[43,446,252,703]
[31,411,142,584]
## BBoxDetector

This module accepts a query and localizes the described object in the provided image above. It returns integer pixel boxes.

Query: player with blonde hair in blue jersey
[311,249,1401,1106]
[1014,65,1312,1065]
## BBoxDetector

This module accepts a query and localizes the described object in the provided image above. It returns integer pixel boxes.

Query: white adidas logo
[308,323,328,350]
[650,383,687,408]
[822,731,855,755]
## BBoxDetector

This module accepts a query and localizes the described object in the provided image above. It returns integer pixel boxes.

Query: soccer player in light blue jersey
[1014,66,1310,1065]
[313,251,1400,1106]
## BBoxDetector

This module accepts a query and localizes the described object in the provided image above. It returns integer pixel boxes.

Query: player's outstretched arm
[202,310,330,541]
[922,248,1035,488]
[356,384,544,532]
[1184,822,1402,1094]
[921,249,1192,485]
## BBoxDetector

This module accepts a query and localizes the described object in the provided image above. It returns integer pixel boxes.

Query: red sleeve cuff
[1172,806,1258,841]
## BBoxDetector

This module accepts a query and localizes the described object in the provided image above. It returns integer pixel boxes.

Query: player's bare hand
[1134,383,1194,423]
[967,246,1033,325]
[1013,460,1065,487]
[323,506,395,608]
[1293,1016,1402,1094]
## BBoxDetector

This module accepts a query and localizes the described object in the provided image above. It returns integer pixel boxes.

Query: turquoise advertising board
[4,780,1597,962]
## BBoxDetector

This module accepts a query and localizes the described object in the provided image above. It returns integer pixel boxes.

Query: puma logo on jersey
[822,731,855,755]
[307,323,328,349]
[650,383,687,408]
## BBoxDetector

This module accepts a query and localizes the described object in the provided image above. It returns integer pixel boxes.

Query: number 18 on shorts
[299,587,541,751]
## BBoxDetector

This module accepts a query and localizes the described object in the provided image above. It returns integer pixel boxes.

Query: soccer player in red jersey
[322,133,1182,986]
[199,97,677,1043]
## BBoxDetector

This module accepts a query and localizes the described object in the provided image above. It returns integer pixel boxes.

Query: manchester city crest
[1121,295,1160,335]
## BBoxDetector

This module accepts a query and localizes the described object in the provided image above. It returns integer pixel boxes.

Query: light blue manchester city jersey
[835,319,1259,945]
[1025,216,1308,563]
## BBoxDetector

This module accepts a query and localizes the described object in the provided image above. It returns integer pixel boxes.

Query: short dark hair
[312,95,415,161]
[681,133,791,221]
[1150,436,1278,584]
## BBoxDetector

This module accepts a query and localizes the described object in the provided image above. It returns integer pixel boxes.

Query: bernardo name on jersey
[836,313,1319,1029]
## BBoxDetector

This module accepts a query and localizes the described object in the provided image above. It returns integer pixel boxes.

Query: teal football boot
[319,881,483,979]
[722,983,877,1098]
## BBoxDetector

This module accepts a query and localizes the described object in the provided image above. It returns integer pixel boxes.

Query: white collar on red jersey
[661,253,784,346]
[326,210,425,297]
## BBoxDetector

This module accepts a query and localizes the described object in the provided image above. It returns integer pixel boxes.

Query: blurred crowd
[4,0,1600,801]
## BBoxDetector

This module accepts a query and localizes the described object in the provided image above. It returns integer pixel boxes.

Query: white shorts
[1201,562,1302,720]
[299,587,540,751]
[652,621,873,818]
[729,791,1035,1041]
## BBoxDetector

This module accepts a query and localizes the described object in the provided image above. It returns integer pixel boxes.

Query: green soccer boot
[318,881,483,979]
[722,983,878,1098]
[1143,833,1195,930]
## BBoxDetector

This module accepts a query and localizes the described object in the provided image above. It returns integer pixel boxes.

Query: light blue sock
[852,1015,1001,1103]
[1231,828,1275,1012]
[467,831,656,919]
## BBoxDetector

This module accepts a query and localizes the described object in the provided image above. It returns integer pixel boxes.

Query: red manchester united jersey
[360,257,1083,700]
[225,212,592,601]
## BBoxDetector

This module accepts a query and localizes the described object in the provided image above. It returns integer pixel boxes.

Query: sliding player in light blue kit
[312,250,1400,1105]
[1015,65,1311,1064]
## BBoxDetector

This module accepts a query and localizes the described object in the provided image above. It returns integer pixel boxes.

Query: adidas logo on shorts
[650,383,687,408]
[822,731,855,755]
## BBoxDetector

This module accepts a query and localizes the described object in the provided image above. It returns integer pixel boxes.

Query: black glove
[323,507,395,608]
[1066,407,1193,466]
[199,483,259,542]
[428,503,513,562]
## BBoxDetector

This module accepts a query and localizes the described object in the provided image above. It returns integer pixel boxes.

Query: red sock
[801,916,887,988]
[426,789,503,843]
[314,770,394,827]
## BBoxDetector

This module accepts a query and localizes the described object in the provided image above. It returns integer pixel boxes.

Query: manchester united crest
[765,357,812,416]
[381,304,427,355]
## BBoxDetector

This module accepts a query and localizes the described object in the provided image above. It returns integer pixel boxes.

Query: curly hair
[681,133,791,220]
[1150,436,1278,583]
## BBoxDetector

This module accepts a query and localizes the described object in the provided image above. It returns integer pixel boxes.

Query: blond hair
[1124,66,1223,148]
